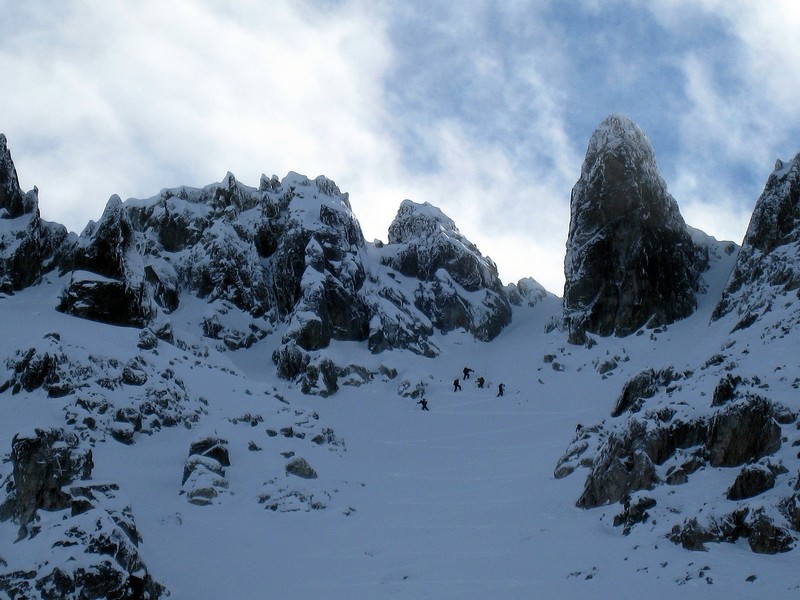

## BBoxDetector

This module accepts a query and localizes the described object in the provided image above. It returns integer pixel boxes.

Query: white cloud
[1,0,397,232]
[390,120,573,292]
[4,0,798,297]
[1,0,577,292]
[642,1,800,246]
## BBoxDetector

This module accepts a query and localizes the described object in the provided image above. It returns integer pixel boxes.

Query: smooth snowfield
[3,266,800,598]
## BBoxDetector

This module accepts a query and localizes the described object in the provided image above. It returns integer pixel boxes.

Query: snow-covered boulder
[181,437,231,506]
[563,115,702,343]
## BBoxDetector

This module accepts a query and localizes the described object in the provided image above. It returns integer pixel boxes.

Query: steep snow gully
[4,117,800,598]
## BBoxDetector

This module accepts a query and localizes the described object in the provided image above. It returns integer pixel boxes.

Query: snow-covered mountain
[3,117,800,599]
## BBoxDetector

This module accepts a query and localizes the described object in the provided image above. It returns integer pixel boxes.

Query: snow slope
[4,227,800,599]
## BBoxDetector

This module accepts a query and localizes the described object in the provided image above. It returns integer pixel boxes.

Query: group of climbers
[455,366,503,396]
[418,366,505,411]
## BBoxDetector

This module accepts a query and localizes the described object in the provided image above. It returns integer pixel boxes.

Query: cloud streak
[1,1,798,294]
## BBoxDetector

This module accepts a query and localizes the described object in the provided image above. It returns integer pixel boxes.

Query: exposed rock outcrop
[726,464,777,501]
[0,333,206,441]
[0,134,31,220]
[573,392,782,509]
[0,429,165,598]
[611,366,684,417]
[57,195,152,326]
[563,115,701,343]
[506,277,548,308]
[285,457,318,479]
[8,428,93,526]
[557,357,798,555]
[669,510,794,554]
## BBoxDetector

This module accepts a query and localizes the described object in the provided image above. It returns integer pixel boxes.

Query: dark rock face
[712,374,743,407]
[57,274,152,327]
[727,465,776,501]
[0,135,69,294]
[713,154,800,329]
[575,419,659,508]
[188,437,231,468]
[0,134,33,219]
[9,428,93,525]
[564,115,701,343]
[57,196,152,327]
[613,495,657,535]
[1,342,64,395]
[611,367,683,417]
[706,395,781,467]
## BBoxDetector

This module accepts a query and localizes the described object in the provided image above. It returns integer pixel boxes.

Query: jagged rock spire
[0,135,68,293]
[713,153,800,328]
[0,133,34,218]
[563,115,700,343]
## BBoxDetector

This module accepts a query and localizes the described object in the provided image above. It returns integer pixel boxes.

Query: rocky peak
[385,200,501,292]
[381,199,511,341]
[388,200,458,244]
[0,136,41,222]
[713,153,800,327]
[0,133,30,219]
[739,155,800,254]
[563,114,701,343]
[0,135,68,293]
[583,114,656,167]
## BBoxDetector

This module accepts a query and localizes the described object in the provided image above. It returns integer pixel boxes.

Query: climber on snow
[453,378,462,392]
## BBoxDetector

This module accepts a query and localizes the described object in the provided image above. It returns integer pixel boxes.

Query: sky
[1,0,799,294]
